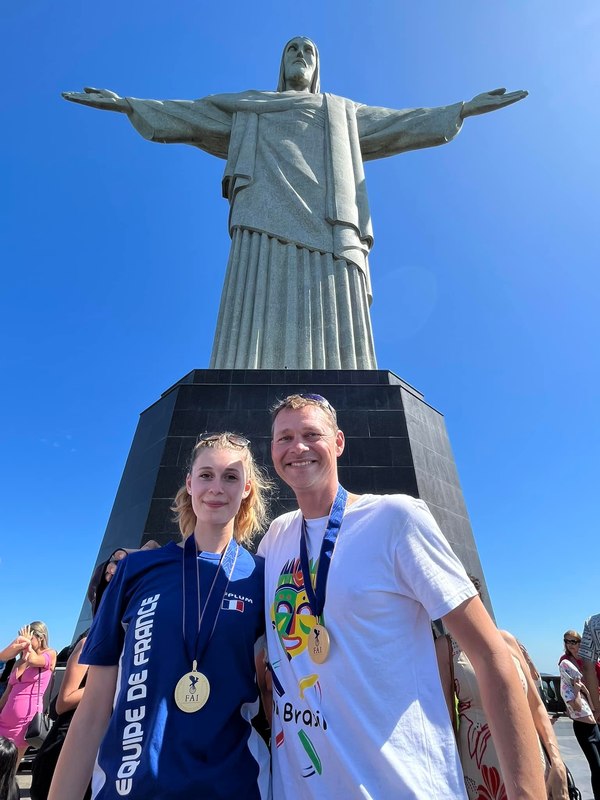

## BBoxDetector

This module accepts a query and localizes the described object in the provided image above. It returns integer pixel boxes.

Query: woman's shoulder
[235,546,265,579]
[37,649,57,672]
[498,630,522,657]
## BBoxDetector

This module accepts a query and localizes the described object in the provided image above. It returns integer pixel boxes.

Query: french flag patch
[222,598,244,612]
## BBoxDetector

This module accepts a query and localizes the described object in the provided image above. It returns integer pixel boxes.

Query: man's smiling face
[271,404,344,496]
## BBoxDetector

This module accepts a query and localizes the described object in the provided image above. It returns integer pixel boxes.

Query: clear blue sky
[1,1,598,674]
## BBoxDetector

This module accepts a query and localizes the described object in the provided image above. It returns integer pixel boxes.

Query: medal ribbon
[299,484,348,619]
[182,534,239,667]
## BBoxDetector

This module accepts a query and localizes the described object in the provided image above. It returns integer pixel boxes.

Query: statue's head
[277,36,320,93]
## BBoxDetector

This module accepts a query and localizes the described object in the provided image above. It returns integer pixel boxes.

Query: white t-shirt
[258,494,476,800]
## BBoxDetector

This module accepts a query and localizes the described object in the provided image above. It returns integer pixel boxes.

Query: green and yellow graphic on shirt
[271,556,318,660]
[271,556,327,779]
[298,730,322,776]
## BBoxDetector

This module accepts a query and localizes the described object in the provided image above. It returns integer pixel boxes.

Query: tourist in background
[0,624,56,765]
[30,632,92,800]
[436,579,567,799]
[30,563,116,800]
[0,736,19,800]
[560,629,600,691]
[559,632,600,799]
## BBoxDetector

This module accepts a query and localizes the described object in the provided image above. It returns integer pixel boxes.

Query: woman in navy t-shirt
[49,433,272,800]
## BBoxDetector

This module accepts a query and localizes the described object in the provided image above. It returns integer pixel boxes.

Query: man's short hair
[270,393,338,433]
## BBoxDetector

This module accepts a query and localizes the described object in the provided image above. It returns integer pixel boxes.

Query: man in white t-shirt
[580,613,600,721]
[257,393,545,800]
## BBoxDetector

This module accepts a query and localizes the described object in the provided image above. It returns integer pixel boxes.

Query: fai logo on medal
[174,667,210,713]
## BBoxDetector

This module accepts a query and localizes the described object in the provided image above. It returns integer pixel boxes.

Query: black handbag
[25,668,52,749]
[25,710,51,749]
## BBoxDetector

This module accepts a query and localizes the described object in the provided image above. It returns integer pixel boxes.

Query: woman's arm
[434,635,456,726]
[570,681,584,711]
[0,636,30,661]
[0,685,10,712]
[255,642,272,723]
[26,648,57,670]
[0,667,14,712]
[577,678,592,704]
[48,664,117,800]
[501,632,568,800]
[55,639,89,715]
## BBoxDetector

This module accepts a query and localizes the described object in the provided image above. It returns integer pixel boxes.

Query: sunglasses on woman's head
[564,639,580,645]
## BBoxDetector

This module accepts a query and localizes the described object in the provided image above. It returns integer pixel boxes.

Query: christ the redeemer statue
[64,36,526,370]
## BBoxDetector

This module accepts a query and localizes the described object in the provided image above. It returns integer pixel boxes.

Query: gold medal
[308,624,330,664]
[174,660,210,713]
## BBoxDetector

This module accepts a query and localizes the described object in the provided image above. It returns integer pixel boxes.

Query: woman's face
[564,635,580,657]
[30,632,42,652]
[186,446,251,534]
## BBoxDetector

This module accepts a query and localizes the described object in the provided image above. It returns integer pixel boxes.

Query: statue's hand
[62,87,130,113]
[461,87,528,118]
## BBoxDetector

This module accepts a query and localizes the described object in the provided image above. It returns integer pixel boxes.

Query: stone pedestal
[74,369,488,636]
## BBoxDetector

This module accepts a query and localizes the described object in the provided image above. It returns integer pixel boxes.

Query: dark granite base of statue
[74,368,487,635]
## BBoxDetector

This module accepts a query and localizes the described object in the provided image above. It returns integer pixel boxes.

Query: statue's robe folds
[127,91,464,369]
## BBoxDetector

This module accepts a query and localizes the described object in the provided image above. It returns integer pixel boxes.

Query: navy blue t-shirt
[81,542,269,800]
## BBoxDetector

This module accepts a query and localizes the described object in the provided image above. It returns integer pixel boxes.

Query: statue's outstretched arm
[358,85,527,161]
[357,101,465,161]
[461,87,528,119]
[62,87,131,114]
[62,87,232,156]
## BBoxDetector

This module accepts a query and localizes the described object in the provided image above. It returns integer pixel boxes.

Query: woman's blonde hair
[171,433,272,545]
[29,621,49,649]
